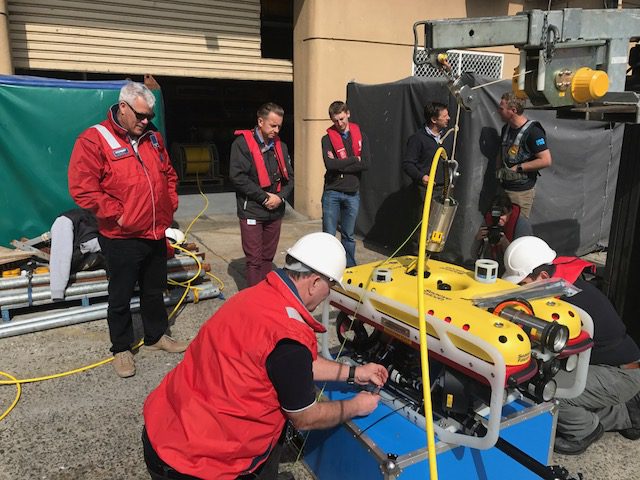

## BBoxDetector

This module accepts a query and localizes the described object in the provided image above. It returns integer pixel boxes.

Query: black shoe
[620,427,640,440]
[277,473,295,480]
[620,392,640,440]
[554,423,604,455]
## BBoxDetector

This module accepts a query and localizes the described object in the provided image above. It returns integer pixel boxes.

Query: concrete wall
[292,0,526,218]
[0,0,12,74]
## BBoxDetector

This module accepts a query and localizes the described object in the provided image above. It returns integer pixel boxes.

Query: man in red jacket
[143,232,388,480]
[68,81,187,378]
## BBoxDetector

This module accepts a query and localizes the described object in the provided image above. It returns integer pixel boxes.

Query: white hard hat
[165,228,186,245]
[502,236,557,284]
[286,232,347,288]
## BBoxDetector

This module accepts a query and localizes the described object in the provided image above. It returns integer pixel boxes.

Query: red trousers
[239,217,282,287]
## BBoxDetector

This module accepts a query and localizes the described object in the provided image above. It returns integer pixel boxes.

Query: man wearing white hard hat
[142,232,389,480]
[503,236,640,455]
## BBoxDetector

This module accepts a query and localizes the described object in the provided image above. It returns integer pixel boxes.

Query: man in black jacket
[230,103,294,287]
[321,101,370,267]
[402,102,452,253]
[402,102,451,193]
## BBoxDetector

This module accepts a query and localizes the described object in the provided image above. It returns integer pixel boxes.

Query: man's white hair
[119,82,156,109]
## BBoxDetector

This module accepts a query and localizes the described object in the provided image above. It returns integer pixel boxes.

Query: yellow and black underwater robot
[319,147,594,463]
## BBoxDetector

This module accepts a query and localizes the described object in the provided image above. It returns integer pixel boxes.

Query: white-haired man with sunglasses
[68,81,187,379]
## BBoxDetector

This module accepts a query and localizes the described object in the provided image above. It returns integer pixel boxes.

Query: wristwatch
[346,365,357,385]
[516,165,524,173]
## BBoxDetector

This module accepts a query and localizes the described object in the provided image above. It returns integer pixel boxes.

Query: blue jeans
[322,190,359,267]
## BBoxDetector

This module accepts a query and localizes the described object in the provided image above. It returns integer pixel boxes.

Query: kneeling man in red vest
[143,232,388,479]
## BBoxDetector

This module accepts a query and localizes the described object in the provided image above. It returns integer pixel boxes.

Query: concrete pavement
[0,193,637,479]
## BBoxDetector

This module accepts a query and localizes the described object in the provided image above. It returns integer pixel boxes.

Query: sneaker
[620,392,640,440]
[554,423,604,455]
[113,351,135,378]
[146,335,188,353]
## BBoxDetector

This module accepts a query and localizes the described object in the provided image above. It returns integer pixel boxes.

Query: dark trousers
[142,427,284,480]
[99,237,168,353]
[239,217,282,288]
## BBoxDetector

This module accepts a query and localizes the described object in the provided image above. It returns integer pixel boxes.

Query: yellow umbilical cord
[0,371,21,421]
[417,146,447,480]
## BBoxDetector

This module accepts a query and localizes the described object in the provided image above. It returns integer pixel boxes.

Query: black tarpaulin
[347,76,622,264]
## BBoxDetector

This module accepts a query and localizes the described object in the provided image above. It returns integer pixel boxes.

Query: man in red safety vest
[142,232,389,479]
[230,103,294,288]
[321,101,370,267]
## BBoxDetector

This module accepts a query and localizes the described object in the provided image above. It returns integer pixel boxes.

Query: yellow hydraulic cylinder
[571,67,609,103]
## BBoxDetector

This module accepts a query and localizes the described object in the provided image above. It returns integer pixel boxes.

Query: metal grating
[413,49,503,79]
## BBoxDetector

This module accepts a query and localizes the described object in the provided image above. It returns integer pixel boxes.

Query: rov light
[498,306,569,353]
[560,354,579,373]
[527,378,557,402]
[540,358,561,377]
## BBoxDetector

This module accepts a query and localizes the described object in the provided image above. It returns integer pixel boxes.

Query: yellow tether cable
[182,173,209,240]
[416,145,447,480]
[0,371,21,422]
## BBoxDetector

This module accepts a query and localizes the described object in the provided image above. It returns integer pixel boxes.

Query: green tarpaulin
[0,76,165,247]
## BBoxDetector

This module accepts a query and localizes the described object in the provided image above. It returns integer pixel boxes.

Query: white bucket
[475,259,499,284]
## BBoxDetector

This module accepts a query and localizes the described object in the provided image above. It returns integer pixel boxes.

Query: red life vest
[234,130,289,190]
[143,271,324,479]
[326,123,362,159]
[552,256,596,283]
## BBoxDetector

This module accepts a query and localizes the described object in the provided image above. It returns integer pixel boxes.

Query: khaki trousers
[503,188,535,218]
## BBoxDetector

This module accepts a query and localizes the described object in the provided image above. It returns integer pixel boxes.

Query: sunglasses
[123,101,155,122]
[318,273,337,288]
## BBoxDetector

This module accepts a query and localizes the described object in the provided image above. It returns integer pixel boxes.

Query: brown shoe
[147,335,188,353]
[113,351,136,378]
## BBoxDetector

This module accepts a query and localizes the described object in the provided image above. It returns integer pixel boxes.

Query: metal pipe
[0,281,110,305]
[0,285,220,338]
[0,270,206,305]
[0,255,203,290]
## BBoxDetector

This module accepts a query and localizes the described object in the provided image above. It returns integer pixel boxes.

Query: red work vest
[234,130,289,189]
[552,256,596,283]
[143,271,324,479]
[326,123,362,159]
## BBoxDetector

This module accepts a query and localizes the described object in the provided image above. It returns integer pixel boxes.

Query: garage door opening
[15,69,293,195]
